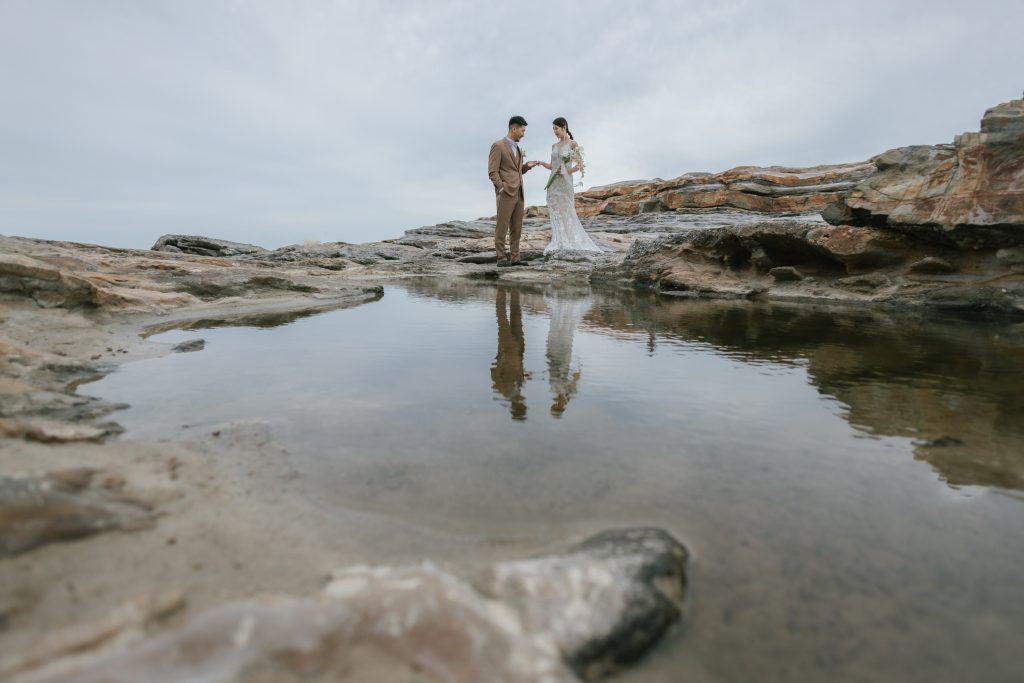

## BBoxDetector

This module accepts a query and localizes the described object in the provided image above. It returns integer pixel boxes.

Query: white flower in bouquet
[545,145,587,190]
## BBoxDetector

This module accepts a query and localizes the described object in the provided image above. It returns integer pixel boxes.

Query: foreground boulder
[824,97,1024,248]
[13,528,688,683]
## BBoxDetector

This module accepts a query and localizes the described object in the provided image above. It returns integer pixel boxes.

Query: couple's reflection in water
[491,287,590,421]
[395,278,1024,490]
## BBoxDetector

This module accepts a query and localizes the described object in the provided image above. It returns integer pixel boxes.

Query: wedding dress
[545,291,593,417]
[544,142,602,255]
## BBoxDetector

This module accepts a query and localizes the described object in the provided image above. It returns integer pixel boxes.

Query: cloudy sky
[1,1,1021,249]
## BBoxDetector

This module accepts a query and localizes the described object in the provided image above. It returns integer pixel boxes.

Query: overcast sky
[1,1,1021,249]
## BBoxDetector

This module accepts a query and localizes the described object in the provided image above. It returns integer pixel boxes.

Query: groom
[488,116,540,267]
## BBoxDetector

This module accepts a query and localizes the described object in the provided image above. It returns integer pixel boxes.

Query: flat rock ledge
[597,220,1024,316]
[8,528,688,683]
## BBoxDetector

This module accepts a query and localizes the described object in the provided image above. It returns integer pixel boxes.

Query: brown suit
[488,138,534,262]
[491,287,527,421]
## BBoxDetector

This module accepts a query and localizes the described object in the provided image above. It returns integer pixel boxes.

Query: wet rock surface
[14,528,688,683]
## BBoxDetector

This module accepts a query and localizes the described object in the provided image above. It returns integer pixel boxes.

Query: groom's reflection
[491,287,529,421]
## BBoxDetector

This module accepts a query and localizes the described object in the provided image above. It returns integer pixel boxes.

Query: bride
[540,117,603,255]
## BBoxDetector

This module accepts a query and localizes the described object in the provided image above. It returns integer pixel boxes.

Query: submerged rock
[170,339,205,353]
[17,528,688,683]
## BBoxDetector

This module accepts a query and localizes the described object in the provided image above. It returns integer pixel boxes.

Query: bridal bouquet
[545,146,586,190]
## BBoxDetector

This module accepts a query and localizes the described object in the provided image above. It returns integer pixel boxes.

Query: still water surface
[84,280,1024,683]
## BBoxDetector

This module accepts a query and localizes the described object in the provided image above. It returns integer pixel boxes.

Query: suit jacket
[488,138,533,198]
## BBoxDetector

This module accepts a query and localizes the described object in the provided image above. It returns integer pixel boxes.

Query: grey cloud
[1,0,1022,248]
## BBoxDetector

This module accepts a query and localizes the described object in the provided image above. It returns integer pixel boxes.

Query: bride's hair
[552,117,574,140]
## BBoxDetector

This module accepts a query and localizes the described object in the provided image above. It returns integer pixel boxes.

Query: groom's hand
[527,160,541,168]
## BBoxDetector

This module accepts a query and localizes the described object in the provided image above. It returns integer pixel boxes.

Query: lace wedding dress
[545,291,593,417]
[544,142,602,255]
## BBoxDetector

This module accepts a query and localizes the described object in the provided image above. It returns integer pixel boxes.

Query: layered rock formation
[606,97,1024,315]
[0,235,382,311]
[572,162,876,218]
[824,98,1024,247]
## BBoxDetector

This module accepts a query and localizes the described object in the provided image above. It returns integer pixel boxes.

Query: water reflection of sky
[82,281,1024,683]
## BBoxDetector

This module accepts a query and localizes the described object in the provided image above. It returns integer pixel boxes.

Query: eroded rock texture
[0,235,383,311]
[15,528,688,683]
[574,162,876,218]
[607,97,1024,315]
[824,98,1024,247]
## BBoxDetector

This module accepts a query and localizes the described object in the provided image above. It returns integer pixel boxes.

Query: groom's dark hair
[508,115,528,128]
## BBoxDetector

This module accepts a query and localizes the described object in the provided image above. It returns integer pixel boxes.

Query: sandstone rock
[151,235,268,257]
[401,220,495,242]
[770,266,804,282]
[806,225,911,272]
[172,273,320,299]
[476,528,688,680]
[639,196,669,213]
[458,252,501,264]
[0,418,108,443]
[18,528,688,683]
[545,250,608,263]
[824,98,1024,247]
[609,220,1024,313]
[0,252,100,308]
[834,272,892,292]
[996,247,1024,265]
[170,339,205,353]
[907,257,956,275]
[0,253,62,282]
[576,162,875,218]
[921,284,1024,314]
[458,250,545,264]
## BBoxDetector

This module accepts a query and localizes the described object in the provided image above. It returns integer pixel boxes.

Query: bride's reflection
[491,287,529,421]
[545,291,592,418]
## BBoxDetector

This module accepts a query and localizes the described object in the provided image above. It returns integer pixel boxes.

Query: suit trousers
[495,189,525,262]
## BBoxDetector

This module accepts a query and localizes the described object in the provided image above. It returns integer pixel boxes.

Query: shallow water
[83,280,1024,682]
